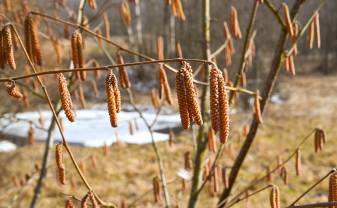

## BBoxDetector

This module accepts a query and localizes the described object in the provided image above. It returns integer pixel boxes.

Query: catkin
[157,36,164,60]
[65,199,75,208]
[282,3,294,37]
[329,172,337,208]
[295,148,301,176]
[71,31,80,79]
[208,126,217,153]
[280,166,288,185]
[28,125,35,145]
[120,1,132,26]
[182,62,203,125]
[222,167,229,189]
[309,19,315,49]
[55,143,65,185]
[57,73,75,122]
[159,66,173,105]
[184,151,192,170]
[29,16,42,66]
[89,191,100,208]
[3,26,16,70]
[88,0,97,10]
[223,21,231,40]
[254,90,263,124]
[153,176,161,203]
[81,193,90,208]
[116,54,131,89]
[270,185,280,208]
[210,68,220,132]
[111,73,121,113]
[176,41,183,58]
[78,85,87,108]
[150,89,160,109]
[105,70,118,127]
[289,55,296,76]
[6,82,23,99]
[229,6,242,39]
[0,30,5,69]
[102,13,110,40]
[176,69,190,129]
[218,72,230,143]
[76,32,86,81]
[314,12,321,49]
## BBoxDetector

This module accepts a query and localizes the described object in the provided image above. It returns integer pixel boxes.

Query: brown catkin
[71,31,80,79]
[28,125,35,145]
[111,73,121,113]
[282,3,294,37]
[116,54,131,89]
[176,69,190,129]
[309,19,315,49]
[254,90,263,124]
[222,167,229,189]
[0,30,5,69]
[218,72,230,143]
[157,36,164,60]
[289,55,296,76]
[184,151,192,170]
[78,85,87,108]
[105,70,118,127]
[176,41,183,58]
[29,16,42,66]
[65,199,75,208]
[223,21,231,40]
[55,143,65,185]
[314,12,321,49]
[210,68,220,132]
[76,32,86,81]
[120,1,132,26]
[150,89,160,109]
[159,66,173,105]
[81,193,90,208]
[88,0,97,10]
[153,176,161,203]
[295,148,301,176]
[3,26,16,70]
[57,73,75,122]
[230,6,242,39]
[208,126,217,153]
[24,17,33,64]
[102,13,110,40]
[270,185,280,208]
[280,166,288,185]
[182,62,203,125]
[329,172,337,208]
[6,82,23,99]
[89,191,100,208]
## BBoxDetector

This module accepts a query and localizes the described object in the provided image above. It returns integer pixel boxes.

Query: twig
[288,168,337,207]
[264,0,286,28]
[288,201,337,208]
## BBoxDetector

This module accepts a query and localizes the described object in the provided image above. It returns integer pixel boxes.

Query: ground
[0,74,336,208]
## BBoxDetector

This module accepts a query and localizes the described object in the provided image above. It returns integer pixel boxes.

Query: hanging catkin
[0,30,5,69]
[270,185,280,208]
[120,1,132,26]
[210,68,220,132]
[111,73,121,113]
[218,72,230,143]
[76,32,86,81]
[229,6,242,39]
[89,191,100,208]
[116,53,131,89]
[70,31,80,79]
[309,19,315,49]
[27,125,35,145]
[184,151,192,170]
[153,176,161,203]
[78,85,87,108]
[3,26,16,70]
[102,13,110,40]
[28,16,42,65]
[176,41,183,58]
[150,89,160,109]
[6,82,23,99]
[329,172,337,208]
[157,36,164,60]
[81,193,90,208]
[314,12,321,49]
[55,143,65,185]
[105,70,118,127]
[182,62,203,125]
[159,66,173,105]
[57,73,75,122]
[295,148,301,176]
[282,3,294,37]
[208,126,217,153]
[88,0,97,10]
[254,90,263,124]
[65,199,75,208]
[176,69,190,129]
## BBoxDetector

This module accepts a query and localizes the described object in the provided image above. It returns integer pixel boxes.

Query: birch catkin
[176,68,190,129]
[230,6,242,39]
[329,172,337,208]
[70,31,79,79]
[254,90,263,124]
[120,1,132,26]
[153,176,161,203]
[282,3,294,37]
[55,143,65,185]
[6,82,23,99]
[218,72,230,143]
[116,53,131,89]
[29,16,42,66]
[314,12,321,49]
[102,13,110,40]
[159,66,173,105]
[76,32,86,80]
[210,68,220,132]
[111,73,121,113]
[3,26,16,70]
[105,70,118,127]
[295,148,301,176]
[0,30,5,69]
[182,62,203,125]
[270,185,280,208]
[57,73,75,122]
[208,126,217,153]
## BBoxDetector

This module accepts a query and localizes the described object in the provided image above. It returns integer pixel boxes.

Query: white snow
[0,108,181,147]
[0,141,17,152]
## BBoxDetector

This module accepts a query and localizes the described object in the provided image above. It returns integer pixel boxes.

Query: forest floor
[0,74,337,208]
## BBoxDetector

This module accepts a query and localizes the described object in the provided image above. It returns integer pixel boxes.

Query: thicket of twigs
[0,0,336,207]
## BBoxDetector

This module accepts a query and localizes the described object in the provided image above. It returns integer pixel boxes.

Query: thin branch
[288,202,337,208]
[288,168,337,207]
[264,0,286,28]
